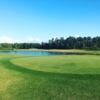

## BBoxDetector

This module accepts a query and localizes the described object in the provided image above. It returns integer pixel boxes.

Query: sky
[0,0,100,43]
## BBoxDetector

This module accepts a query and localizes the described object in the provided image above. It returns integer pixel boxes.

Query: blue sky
[0,0,100,43]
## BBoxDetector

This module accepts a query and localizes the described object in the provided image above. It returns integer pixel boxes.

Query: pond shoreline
[0,49,100,55]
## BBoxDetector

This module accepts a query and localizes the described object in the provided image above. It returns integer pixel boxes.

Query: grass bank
[0,54,100,100]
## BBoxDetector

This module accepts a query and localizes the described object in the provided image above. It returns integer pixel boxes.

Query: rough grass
[0,54,100,100]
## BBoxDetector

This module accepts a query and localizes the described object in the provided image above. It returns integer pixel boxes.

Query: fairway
[0,54,100,100]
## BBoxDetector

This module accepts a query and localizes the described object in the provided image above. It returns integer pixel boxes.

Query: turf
[0,54,100,100]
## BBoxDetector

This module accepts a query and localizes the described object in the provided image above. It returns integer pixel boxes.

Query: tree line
[0,36,100,50]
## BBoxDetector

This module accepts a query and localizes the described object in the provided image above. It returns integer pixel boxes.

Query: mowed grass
[11,55,100,74]
[0,54,100,100]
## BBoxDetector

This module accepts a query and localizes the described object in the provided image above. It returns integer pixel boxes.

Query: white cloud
[0,35,14,43]
[34,38,41,43]
[75,34,80,38]
[15,39,21,43]
[26,37,42,43]
[27,37,34,41]
[0,35,42,43]
[0,35,22,43]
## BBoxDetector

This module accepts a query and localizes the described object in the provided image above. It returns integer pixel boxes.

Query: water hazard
[0,51,67,56]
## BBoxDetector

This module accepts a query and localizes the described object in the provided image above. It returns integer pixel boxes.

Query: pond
[0,51,67,56]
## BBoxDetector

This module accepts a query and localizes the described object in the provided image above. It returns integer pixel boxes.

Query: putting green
[11,55,100,74]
